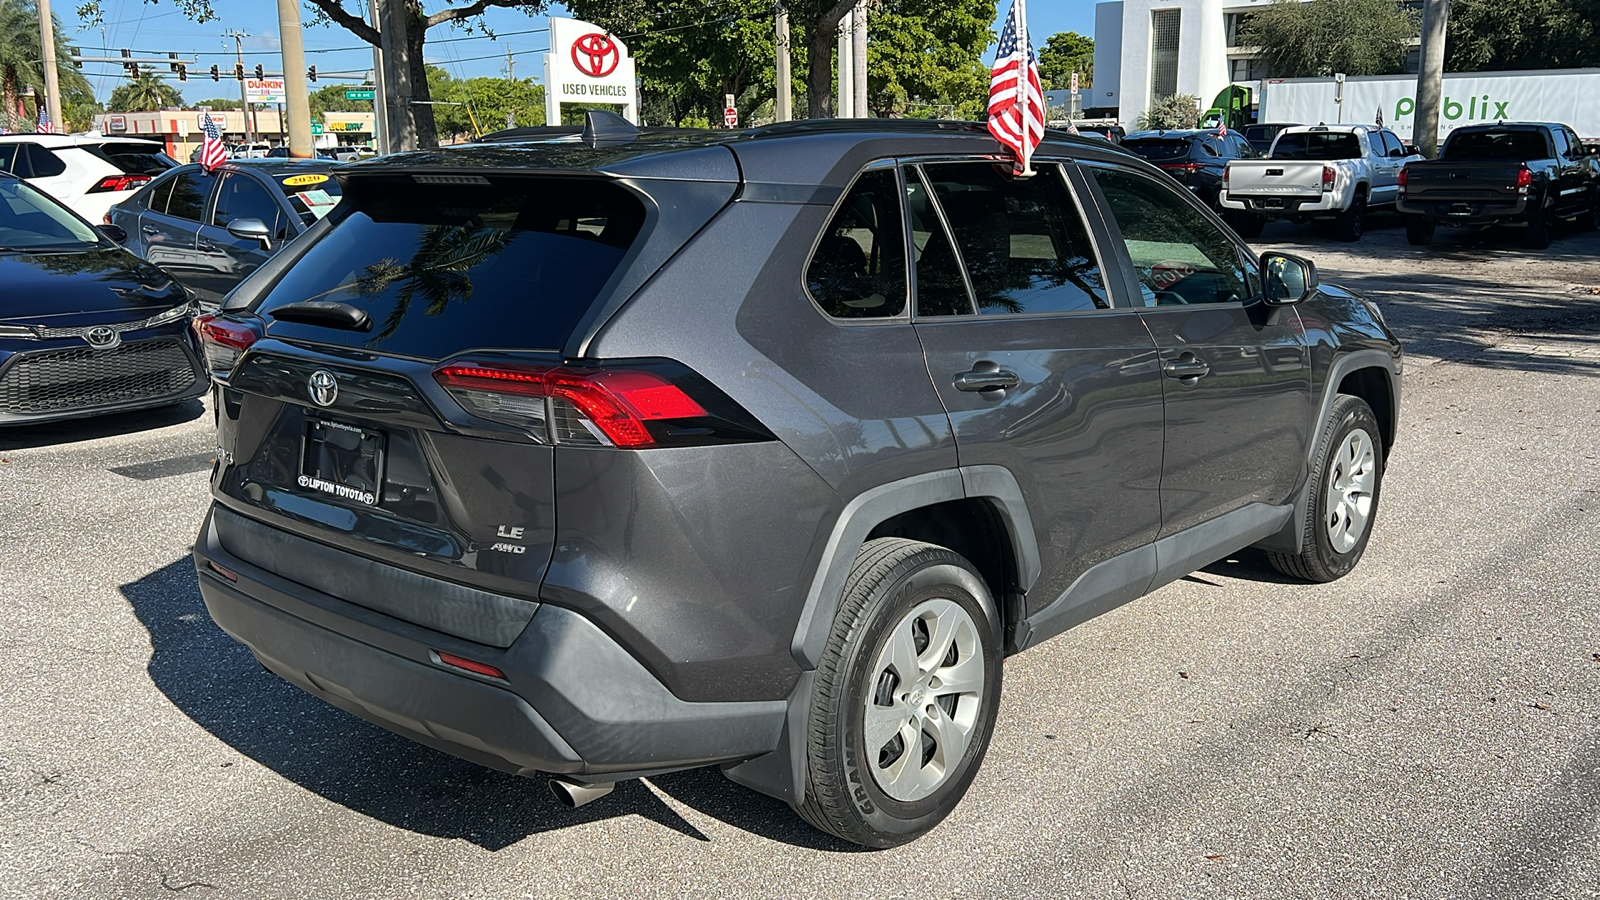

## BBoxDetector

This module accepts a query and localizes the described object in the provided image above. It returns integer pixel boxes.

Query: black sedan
[0,173,205,426]
[108,160,343,307]
[1121,128,1259,207]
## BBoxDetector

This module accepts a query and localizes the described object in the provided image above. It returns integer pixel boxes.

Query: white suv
[0,134,177,223]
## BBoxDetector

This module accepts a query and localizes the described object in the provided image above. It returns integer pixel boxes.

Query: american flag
[1217,117,1228,137]
[199,113,227,171]
[35,107,51,134]
[1065,118,1080,136]
[987,0,1044,175]
[1376,107,1384,128]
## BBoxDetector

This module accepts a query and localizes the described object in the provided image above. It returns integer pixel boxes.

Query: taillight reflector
[435,362,707,448]
[205,560,239,582]
[192,313,260,377]
[88,174,151,193]
[436,651,505,679]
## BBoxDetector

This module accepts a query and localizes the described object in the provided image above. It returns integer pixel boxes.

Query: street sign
[344,89,375,101]
[724,106,738,128]
[311,123,323,134]
[1070,71,1079,93]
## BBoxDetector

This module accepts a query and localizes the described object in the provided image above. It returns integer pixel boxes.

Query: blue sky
[74,0,1096,105]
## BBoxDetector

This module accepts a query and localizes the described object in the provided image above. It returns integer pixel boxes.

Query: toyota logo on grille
[308,369,339,407]
[85,326,120,349]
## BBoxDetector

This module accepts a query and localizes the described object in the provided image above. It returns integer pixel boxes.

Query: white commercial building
[1093,0,1300,126]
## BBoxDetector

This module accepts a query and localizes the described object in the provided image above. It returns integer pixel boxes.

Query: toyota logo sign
[85,326,120,349]
[307,369,339,407]
[571,32,620,78]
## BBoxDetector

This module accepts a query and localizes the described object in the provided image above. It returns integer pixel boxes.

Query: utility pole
[36,0,63,132]
[505,47,514,83]
[1414,0,1450,159]
[774,5,791,122]
[224,29,254,146]
[851,3,867,118]
[367,0,388,154]
[276,0,313,157]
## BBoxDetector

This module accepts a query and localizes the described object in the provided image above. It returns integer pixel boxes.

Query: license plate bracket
[299,418,385,506]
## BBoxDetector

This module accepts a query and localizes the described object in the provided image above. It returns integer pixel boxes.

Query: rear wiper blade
[268,300,371,331]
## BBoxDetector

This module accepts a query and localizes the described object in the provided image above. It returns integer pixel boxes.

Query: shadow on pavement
[119,557,861,852]
[0,399,206,451]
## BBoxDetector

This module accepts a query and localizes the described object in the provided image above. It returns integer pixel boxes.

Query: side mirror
[95,224,128,244]
[1261,251,1318,305]
[226,217,273,250]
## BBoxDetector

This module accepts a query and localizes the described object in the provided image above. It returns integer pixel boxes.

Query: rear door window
[253,176,647,358]
[164,169,219,221]
[919,161,1109,315]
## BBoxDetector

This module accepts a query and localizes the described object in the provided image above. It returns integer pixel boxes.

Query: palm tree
[0,0,91,131]
[106,70,184,112]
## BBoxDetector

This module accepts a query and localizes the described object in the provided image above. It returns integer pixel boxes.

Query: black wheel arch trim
[1254,347,1399,555]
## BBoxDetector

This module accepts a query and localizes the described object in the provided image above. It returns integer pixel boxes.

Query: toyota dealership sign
[543,17,638,125]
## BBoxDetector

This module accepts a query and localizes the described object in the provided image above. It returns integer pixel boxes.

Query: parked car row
[1211,120,1599,247]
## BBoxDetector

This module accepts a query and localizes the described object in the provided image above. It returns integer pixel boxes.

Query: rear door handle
[140,225,159,236]
[954,367,1021,393]
[1163,357,1211,380]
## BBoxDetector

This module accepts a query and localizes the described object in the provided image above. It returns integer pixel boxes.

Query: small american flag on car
[987,0,1044,176]
[199,113,227,171]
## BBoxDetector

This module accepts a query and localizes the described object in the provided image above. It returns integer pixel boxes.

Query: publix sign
[1258,69,1600,142]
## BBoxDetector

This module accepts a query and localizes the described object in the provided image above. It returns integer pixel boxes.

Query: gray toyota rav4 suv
[191,115,1402,847]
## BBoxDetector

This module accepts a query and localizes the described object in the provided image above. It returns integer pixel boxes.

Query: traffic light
[234,63,244,81]
[307,65,316,83]
[177,64,187,82]
[168,51,178,72]
[210,64,219,82]
[254,64,264,80]
[69,46,81,69]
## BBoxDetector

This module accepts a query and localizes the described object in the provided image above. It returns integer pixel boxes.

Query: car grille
[0,338,198,414]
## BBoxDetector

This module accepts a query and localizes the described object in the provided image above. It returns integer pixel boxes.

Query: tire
[795,538,1003,848]
[1524,205,1551,249]
[1267,395,1384,583]
[1333,191,1367,242]
[1579,192,1599,231]
[1405,214,1436,246]
[1229,211,1266,239]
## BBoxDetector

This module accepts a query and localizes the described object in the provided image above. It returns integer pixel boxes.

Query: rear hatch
[200,173,660,645]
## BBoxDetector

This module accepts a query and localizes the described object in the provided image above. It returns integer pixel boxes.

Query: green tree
[106,70,184,112]
[1445,0,1600,71]
[61,84,99,131]
[1,0,92,131]
[1037,31,1092,92]
[1136,93,1199,130]
[76,0,555,149]
[1240,0,1418,78]
[188,97,242,111]
[864,0,992,118]
[426,67,546,139]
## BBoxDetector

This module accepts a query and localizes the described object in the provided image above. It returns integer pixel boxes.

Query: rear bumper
[193,507,787,781]
[1397,195,1531,225]
[1219,192,1337,215]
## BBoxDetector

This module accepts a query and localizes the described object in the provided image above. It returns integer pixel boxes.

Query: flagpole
[1016,0,1034,176]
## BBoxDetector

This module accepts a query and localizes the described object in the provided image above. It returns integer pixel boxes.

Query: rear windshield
[1122,139,1191,161]
[84,142,177,175]
[254,176,646,358]
[1443,129,1551,161]
[272,171,344,225]
[1271,132,1361,160]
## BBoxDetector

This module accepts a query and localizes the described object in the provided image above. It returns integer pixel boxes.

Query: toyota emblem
[571,32,620,78]
[308,369,339,407]
[85,325,120,349]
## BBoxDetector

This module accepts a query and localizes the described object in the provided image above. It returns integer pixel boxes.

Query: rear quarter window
[254,176,647,358]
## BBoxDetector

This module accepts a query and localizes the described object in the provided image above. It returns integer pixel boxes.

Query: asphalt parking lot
[2,214,1597,899]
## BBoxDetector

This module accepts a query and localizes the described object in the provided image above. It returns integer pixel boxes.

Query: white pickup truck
[1219,124,1421,241]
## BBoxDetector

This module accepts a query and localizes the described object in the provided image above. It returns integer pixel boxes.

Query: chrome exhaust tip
[548,777,615,809]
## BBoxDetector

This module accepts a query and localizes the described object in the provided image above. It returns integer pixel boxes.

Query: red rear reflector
[436,651,505,679]
[88,174,151,193]
[435,362,707,448]
[206,560,239,582]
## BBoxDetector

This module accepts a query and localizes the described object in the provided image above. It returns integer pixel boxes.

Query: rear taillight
[1397,167,1409,192]
[1222,166,1230,185]
[434,359,765,449]
[1160,163,1203,173]
[192,313,261,378]
[1516,166,1533,194]
[87,174,151,193]
[1321,166,1336,190]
